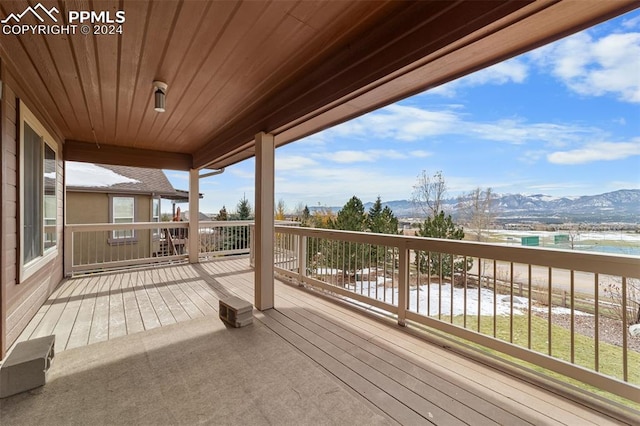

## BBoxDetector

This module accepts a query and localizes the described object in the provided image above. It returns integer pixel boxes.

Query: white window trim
[108,195,138,244]
[19,100,59,283]
[151,197,161,240]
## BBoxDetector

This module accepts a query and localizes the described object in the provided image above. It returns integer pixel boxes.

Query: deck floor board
[13,256,634,425]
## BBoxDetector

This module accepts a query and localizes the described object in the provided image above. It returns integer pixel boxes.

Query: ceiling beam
[65,140,193,171]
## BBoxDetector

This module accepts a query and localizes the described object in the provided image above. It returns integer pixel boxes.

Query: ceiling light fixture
[153,80,168,112]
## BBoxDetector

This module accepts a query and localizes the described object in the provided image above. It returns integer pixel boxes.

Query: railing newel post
[298,233,307,286]
[64,224,73,276]
[398,242,409,327]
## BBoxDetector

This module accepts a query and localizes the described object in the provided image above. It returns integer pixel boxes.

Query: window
[111,196,135,240]
[20,101,58,281]
[152,198,160,238]
[44,145,57,249]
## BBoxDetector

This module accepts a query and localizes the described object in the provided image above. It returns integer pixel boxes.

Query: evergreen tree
[229,196,252,249]
[415,211,472,280]
[236,195,253,220]
[301,205,311,227]
[367,196,383,231]
[328,196,367,280]
[332,196,366,231]
[367,196,399,265]
[367,196,399,235]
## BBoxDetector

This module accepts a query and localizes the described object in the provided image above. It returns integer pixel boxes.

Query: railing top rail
[200,220,299,226]
[200,220,254,226]
[66,221,188,232]
[274,225,640,278]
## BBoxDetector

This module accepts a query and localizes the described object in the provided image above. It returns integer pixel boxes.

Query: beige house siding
[66,192,154,267]
[1,75,64,357]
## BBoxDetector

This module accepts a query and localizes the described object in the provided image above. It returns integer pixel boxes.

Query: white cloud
[426,58,528,97]
[327,104,459,141]
[520,150,547,164]
[622,14,640,29]
[529,31,640,103]
[228,168,253,179]
[464,59,528,85]
[166,171,188,181]
[322,103,599,147]
[275,155,318,170]
[313,149,430,164]
[276,166,414,205]
[525,182,588,192]
[410,150,432,158]
[609,180,640,190]
[547,141,640,164]
[469,119,595,147]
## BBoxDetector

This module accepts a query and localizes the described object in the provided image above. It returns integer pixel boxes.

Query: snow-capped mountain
[313,190,639,222]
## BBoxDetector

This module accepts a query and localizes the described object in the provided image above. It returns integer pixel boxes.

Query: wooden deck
[15,257,635,425]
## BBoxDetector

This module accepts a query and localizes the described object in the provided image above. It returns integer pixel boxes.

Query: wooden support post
[188,169,199,263]
[254,132,275,310]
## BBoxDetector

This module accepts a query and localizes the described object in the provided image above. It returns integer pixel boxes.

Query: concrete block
[1,335,55,398]
[219,296,253,327]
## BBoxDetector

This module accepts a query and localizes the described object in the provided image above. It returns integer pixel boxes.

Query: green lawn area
[436,314,640,409]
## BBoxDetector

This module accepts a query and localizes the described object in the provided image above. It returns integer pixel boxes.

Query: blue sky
[166,10,640,215]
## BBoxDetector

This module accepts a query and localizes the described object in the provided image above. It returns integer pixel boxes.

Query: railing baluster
[437,252,442,321]
[548,267,553,356]
[477,257,482,333]
[570,270,575,364]
[493,260,497,338]
[528,264,532,350]
[594,273,599,372]
[463,255,468,329]
[449,254,453,324]
[622,276,628,382]
[510,262,514,343]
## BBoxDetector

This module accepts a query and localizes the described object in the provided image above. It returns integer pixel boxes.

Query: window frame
[108,195,137,244]
[19,101,59,283]
[151,197,161,239]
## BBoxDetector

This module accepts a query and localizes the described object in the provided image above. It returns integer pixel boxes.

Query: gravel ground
[533,311,640,353]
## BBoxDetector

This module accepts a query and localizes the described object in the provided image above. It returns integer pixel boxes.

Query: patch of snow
[349,281,592,317]
[314,268,342,275]
[66,162,139,187]
[531,306,592,316]
[534,195,561,202]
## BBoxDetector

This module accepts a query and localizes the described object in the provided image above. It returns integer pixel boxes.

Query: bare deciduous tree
[412,170,447,219]
[457,187,497,242]
[566,222,585,249]
[601,277,640,331]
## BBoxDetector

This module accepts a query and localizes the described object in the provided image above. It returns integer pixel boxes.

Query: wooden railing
[272,225,640,404]
[64,220,298,275]
[64,221,258,275]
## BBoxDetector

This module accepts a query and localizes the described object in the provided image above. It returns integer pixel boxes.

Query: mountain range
[310,189,639,223]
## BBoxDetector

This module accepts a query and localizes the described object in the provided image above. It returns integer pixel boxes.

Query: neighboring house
[66,162,192,264]
[180,211,212,221]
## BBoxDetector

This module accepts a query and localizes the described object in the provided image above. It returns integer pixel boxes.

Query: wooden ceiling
[0,0,638,170]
